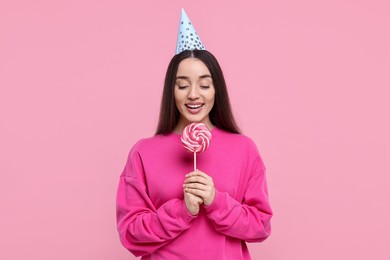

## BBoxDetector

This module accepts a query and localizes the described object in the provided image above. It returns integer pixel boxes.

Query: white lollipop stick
[194,152,196,171]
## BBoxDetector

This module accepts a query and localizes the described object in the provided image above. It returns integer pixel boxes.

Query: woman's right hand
[184,189,203,216]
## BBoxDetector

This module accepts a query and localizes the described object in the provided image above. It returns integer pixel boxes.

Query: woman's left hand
[183,170,215,206]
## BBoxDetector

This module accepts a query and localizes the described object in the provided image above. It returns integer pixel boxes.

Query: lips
[185,103,204,114]
[185,104,203,109]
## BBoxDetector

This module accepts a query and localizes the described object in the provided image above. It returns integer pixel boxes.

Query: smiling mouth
[185,104,204,109]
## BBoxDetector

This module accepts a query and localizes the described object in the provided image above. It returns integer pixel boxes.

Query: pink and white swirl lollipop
[181,122,212,171]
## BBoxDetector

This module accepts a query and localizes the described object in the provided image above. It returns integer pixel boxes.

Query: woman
[116,50,272,259]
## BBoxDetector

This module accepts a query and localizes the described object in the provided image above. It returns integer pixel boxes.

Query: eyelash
[177,85,210,89]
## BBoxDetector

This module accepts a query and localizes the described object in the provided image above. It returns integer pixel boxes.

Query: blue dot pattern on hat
[175,8,205,54]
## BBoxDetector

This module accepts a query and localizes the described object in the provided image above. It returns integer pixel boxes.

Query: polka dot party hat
[176,8,205,54]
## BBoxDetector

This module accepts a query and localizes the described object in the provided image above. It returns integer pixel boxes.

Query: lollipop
[181,122,212,171]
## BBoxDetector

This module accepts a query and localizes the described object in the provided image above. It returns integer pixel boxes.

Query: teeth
[187,104,202,109]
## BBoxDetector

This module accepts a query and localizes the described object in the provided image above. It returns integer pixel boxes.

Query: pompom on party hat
[176,8,205,54]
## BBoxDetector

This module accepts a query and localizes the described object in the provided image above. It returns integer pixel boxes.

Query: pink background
[1,0,389,259]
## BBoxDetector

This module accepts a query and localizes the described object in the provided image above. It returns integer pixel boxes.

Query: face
[174,58,215,132]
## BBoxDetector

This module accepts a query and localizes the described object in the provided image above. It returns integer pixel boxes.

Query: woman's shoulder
[214,127,259,151]
[130,133,177,153]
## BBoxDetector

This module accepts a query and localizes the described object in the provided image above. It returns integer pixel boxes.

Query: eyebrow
[176,74,212,80]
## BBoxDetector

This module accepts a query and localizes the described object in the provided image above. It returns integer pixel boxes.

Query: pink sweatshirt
[116,127,272,259]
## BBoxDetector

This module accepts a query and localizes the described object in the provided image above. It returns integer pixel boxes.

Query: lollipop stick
[194,152,196,171]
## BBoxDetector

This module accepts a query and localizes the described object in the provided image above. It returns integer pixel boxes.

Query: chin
[185,115,207,123]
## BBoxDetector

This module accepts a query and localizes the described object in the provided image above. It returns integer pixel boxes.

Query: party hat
[176,8,205,54]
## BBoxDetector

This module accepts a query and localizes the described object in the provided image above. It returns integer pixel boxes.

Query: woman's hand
[183,170,216,206]
[184,188,203,216]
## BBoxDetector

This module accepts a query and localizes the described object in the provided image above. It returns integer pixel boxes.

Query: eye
[177,85,188,89]
[201,85,210,89]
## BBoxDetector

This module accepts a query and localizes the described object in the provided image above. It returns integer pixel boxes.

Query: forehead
[176,58,211,79]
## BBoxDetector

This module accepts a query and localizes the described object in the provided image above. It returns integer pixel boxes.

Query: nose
[187,85,200,100]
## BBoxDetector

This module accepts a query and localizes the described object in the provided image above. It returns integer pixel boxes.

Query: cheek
[208,89,216,103]
[206,94,215,110]
[174,90,185,105]
[210,98,215,108]
[173,89,180,101]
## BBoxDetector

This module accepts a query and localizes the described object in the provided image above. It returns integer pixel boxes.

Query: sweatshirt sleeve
[204,154,273,242]
[116,144,196,256]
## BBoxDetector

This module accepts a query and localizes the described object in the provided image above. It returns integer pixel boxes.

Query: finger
[186,171,212,181]
[184,190,204,203]
[186,170,209,177]
[186,170,208,178]
[185,173,213,183]
[184,176,207,184]
[195,170,213,181]
[188,191,203,198]
[184,188,209,199]
[183,182,207,191]
[185,178,214,188]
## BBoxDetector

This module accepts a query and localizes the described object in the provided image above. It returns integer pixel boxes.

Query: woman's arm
[116,148,196,257]
[184,158,272,242]
[203,166,272,242]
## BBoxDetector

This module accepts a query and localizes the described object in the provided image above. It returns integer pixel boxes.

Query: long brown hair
[155,50,240,135]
